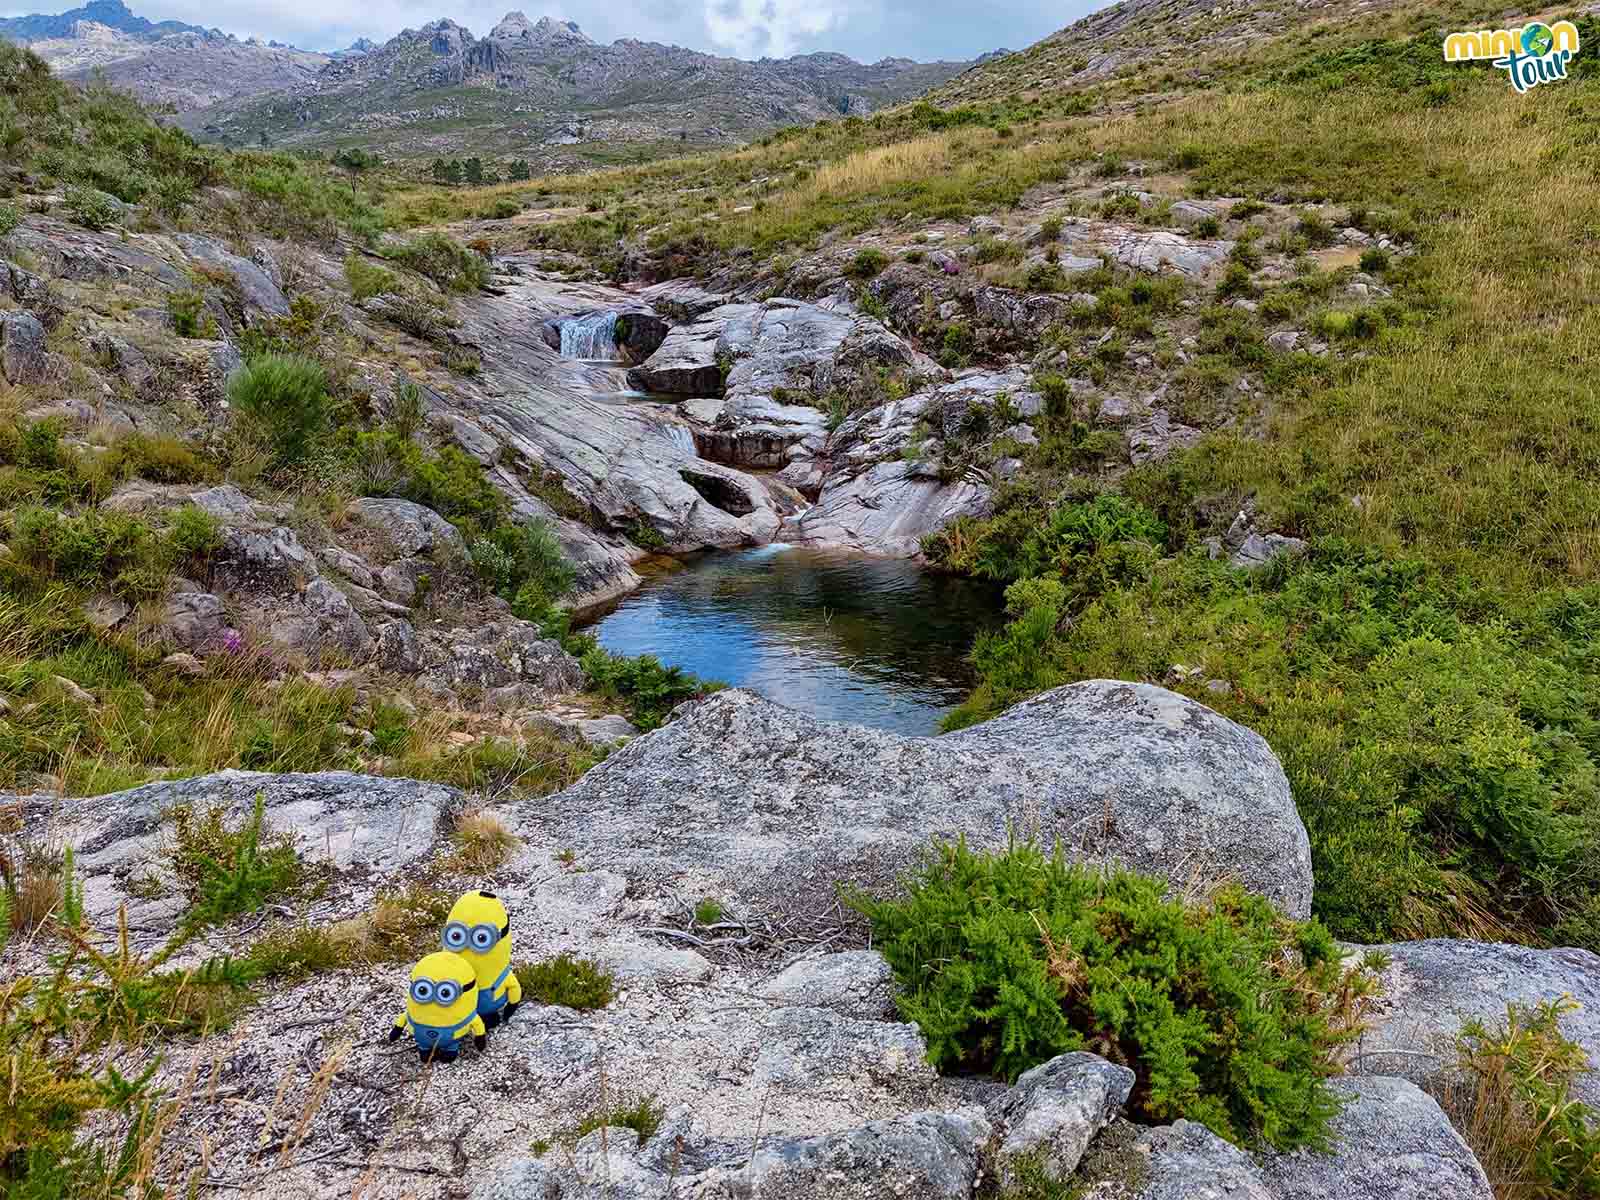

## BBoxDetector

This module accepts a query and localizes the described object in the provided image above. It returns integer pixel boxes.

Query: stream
[554,308,1006,734]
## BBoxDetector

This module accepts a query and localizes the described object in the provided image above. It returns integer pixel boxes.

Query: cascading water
[560,310,621,360]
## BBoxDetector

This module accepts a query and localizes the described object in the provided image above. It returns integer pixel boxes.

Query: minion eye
[471,927,495,950]
[436,981,459,1005]
[443,924,468,949]
[411,980,435,1004]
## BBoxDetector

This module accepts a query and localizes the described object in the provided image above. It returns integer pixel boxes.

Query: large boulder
[1352,939,1600,1107]
[1258,1076,1493,1200]
[348,497,465,558]
[174,234,290,324]
[789,459,991,557]
[630,302,758,395]
[0,310,48,386]
[270,579,372,660]
[525,681,1314,919]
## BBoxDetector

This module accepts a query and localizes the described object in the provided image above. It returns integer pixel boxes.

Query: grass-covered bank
[932,39,1600,951]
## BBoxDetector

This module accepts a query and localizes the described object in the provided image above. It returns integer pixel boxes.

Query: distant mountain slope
[188,11,977,164]
[0,0,212,42]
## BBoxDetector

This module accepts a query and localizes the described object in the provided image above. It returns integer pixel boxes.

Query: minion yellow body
[388,951,487,1062]
[443,890,522,1029]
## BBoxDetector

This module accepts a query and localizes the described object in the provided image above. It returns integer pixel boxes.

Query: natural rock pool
[577,545,1006,734]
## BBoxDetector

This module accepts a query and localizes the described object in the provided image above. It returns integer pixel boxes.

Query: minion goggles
[442,920,507,953]
[409,976,478,1006]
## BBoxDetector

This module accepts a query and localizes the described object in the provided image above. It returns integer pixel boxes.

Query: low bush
[852,839,1379,1151]
[0,203,19,237]
[225,353,329,468]
[846,247,889,278]
[63,185,118,231]
[578,647,713,731]
[166,794,310,928]
[343,252,397,301]
[387,233,490,293]
[1444,998,1600,1199]
[516,952,617,1010]
[166,288,213,338]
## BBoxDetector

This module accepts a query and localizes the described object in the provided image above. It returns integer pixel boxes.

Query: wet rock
[1258,1076,1492,1200]
[989,1053,1135,1185]
[349,497,465,558]
[791,459,992,557]
[533,681,1314,920]
[630,302,756,395]
[1353,939,1600,1107]
[0,311,48,386]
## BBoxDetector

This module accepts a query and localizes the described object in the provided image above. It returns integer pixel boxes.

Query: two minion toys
[389,889,523,1063]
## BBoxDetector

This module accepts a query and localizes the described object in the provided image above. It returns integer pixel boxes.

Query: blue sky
[4,0,1090,60]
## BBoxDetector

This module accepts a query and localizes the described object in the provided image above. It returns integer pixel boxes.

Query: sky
[3,0,1086,60]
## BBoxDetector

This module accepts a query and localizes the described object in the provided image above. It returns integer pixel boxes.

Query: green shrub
[168,795,309,928]
[343,252,397,301]
[569,1095,662,1146]
[1039,215,1063,242]
[846,247,889,279]
[166,288,212,338]
[1359,247,1391,274]
[473,517,575,611]
[0,202,19,237]
[226,353,329,467]
[1447,998,1600,1198]
[851,840,1376,1150]
[10,506,159,594]
[387,233,489,293]
[63,185,118,231]
[579,648,713,731]
[516,953,617,1010]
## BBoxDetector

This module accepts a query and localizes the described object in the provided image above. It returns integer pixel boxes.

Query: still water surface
[577,545,1006,735]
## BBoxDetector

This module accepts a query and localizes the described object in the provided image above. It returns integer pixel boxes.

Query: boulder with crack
[521,681,1314,920]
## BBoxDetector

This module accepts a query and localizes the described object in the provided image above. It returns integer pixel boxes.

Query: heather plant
[852,839,1380,1151]
[225,353,329,468]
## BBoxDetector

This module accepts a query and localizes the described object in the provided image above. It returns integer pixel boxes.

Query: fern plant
[850,838,1380,1152]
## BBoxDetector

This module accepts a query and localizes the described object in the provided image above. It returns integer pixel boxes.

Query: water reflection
[577,545,1005,734]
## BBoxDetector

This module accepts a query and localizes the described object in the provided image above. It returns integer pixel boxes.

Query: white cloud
[702,0,850,59]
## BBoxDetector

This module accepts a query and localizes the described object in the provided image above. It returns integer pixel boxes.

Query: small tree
[463,157,485,186]
[331,146,379,196]
[509,159,531,181]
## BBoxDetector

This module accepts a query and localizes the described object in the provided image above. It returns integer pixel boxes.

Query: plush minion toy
[387,951,487,1063]
[442,890,522,1030]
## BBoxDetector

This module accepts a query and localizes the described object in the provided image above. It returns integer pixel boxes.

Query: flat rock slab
[521,680,1313,920]
[1258,1076,1493,1200]
[1354,938,1600,1106]
[35,770,461,924]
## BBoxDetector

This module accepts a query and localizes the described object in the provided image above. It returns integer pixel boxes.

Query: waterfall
[560,310,620,359]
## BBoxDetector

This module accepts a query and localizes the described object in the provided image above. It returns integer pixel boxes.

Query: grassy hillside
[402,2,1600,955]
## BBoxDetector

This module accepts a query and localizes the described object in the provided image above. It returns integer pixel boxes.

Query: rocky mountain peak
[489,11,592,46]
